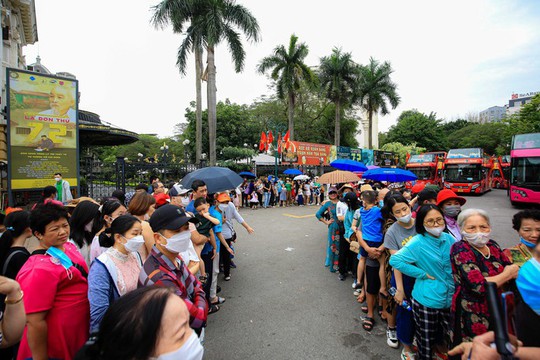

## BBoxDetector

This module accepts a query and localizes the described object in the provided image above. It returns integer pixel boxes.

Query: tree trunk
[334,101,341,147]
[195,46,203,164]
[288,93,295,141]
[368,105,373,149]
[207,46,217,166]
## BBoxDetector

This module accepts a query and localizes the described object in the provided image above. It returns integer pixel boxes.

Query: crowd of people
[0,176,254,360]
[314,181,540,360]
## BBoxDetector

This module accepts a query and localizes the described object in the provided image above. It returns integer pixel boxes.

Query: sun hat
[436,189,466,206]
[339,184,355,193]
[360,184,373,193]
[149,204,198,232]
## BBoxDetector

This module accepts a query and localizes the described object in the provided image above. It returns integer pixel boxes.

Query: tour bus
[405,152,446,189]
[443,148,491,194]
[490,155,510,189]
[509,133,540,206]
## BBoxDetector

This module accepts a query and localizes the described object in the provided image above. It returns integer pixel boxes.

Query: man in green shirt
[54,173,73,204]
[285,179,292,207]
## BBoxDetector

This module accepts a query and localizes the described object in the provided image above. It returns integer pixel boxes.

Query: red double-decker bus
[490,155,510,189]
[443,148,491,194]
[405,152,446,189]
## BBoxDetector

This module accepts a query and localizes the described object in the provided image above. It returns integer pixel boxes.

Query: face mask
[122,235,145,253]
[218,203,228,211]
[443,205,461,218]
[425,226,445,237]
[161,231,191,254]
[379,200,384,208]
[84,219,94,232]
[54,177,61,182]
[521,236,536,248]
[47,246,73,270]
[181,197,191,207]
[144,213,150,221]
[155,331,204,360]
[396,213,412,224]
[462,231,490,247]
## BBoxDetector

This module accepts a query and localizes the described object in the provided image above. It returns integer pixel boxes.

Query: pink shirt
[16,242,90,360]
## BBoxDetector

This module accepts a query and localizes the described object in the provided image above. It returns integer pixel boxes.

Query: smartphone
[501,291,516,337]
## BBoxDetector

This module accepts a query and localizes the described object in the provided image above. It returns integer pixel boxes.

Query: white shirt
[336,201,348,218]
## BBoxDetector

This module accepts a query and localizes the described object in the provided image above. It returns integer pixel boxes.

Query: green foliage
[446,122,507,155]
[502,94,540,149]
[380,142,426,167]
[385,110,445,151]
[221,146,256,161]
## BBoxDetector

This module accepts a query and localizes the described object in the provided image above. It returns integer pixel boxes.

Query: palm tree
[318,48,358,146]
[197,0,260,165]
[151,0,205,164]
[257,34,316,141]
[356,57,400,149]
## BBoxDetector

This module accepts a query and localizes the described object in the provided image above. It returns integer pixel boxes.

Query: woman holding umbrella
[315,187,341,272]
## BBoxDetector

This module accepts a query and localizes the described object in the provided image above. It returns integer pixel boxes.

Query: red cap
[153,193,170,208]
[411,183,426,194]
[436,189,466,206]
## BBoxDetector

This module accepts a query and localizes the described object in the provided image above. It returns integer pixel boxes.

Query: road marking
[284,247,295,251]
[283,213,315,219]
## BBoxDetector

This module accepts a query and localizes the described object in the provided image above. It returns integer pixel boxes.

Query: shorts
[365,264,381,295]
[359,240,383,258]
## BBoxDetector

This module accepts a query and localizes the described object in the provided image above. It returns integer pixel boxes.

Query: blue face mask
[46,246,73,270]
[521,237,536,249]
[379,200,384,208]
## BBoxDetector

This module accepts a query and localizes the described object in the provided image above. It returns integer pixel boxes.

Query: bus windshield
[408,167,433,180]
[408,154,435,163]
[445,164,482,183]
[511,157,540,185]
[447,148,482,159]
[512,133,540,149]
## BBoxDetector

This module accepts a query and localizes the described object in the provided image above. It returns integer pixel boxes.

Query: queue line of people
[0,178,254,360]
[315,183,540,360]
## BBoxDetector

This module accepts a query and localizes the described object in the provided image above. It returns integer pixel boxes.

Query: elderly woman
[449,209,518,346]
[504,209,540,266]
[16,203,89,360]
[390,204,455,360]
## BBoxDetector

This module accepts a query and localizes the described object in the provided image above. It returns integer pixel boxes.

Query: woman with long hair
[315,187,341,273]
[69,201,101,267]
[127,192,156,260]
[88,215,143,333]
[89,200,127,263]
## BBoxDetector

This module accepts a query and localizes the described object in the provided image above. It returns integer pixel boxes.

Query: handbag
[349,232,360,254]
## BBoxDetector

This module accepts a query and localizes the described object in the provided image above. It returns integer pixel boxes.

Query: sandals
[208,304,220,315]
[361,305,368,314]
[362,316,375,331]
[355,289,366,303]
[211,297,226,305]
[199,275,208,285]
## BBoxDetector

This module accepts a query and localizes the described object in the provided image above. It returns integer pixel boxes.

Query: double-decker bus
[443,148,491,194]
[405,152,446,189]
[509,133,540,206]
[490,155,510,189]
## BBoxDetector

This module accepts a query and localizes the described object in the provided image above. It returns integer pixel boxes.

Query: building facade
[479,105,506,123]
[506,91,539,116]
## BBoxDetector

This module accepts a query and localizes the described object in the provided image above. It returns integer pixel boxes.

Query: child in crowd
[352,190,385,308]
[297,185,304,206]
[193,197,220,281]
[250,191,259,209]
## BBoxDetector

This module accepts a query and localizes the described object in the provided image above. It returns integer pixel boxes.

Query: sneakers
[338,274,346,281]
[352,279,358,289]
[353,289,363,296]
[400,348,416,360]
[224,276,231,281]
[386,327,399,349]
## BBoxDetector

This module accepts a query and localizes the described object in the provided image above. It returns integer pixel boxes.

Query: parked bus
[509,133,540,206]
[443,148,491,194]
[405,152,446,189]
[490,155,510,189]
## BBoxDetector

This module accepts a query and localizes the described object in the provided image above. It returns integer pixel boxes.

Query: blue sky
[24,0,540,139]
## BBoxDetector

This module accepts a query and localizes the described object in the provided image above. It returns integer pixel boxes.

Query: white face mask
[54,177,61,182]
[425,225,445,237]
[462,231,490,247]
[396,213,412,224]
[161,231,191,254]
[84,219,94,232]
[122,235,145,253]
[181,197,191,207]
[155,331,204,360]
[144,213,150,221]
[218,203,228,211]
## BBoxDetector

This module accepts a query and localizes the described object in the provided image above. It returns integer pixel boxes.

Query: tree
[151,0,205,163]
[355,57,400,149]
[385,110,445,150]
[380,142,426,167]
[502,93,540,149]
[257,34,316,142]
[446,122,507,155]
[199,0,260,165]
[318,48,358,146]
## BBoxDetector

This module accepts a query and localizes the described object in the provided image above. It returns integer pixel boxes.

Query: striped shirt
[139,246,208,330]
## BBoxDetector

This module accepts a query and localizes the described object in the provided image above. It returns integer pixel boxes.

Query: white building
[479,106,506,123]
[354,107,379,149]
[506,91,539,116]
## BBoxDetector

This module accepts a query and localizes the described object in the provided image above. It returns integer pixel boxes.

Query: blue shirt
[344,209,356,239]
[360,206,383,243]
[201,206,221,255]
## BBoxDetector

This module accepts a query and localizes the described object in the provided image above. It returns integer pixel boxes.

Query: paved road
[204,189,525,359]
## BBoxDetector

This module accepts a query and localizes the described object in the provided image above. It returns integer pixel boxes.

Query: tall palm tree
[319,48,358,146]
[356,57,400,149]
[151,0,205,164]
[257,34,316,141]
[197,0,260,165]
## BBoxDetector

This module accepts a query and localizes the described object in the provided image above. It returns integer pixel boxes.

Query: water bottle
[388,287,412,311]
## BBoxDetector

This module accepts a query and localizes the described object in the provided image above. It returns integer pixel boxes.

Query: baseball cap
[328,187,338,194]
[169,183,191,197]
[216,193,231,203]
[154,193,170,208]
[149,204,198,232]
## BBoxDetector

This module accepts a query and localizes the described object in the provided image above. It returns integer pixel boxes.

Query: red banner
[282,141,332,165]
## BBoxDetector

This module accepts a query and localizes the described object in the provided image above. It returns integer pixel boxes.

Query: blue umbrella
[180,167,244,193]
[330,159,368,172]
[362,168,417,182]
[238,171,256,178]
[283,168,303,176]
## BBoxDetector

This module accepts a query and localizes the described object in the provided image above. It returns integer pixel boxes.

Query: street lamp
[182,139,190,164]
[137,153,144,163]
[160,142,169,163]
